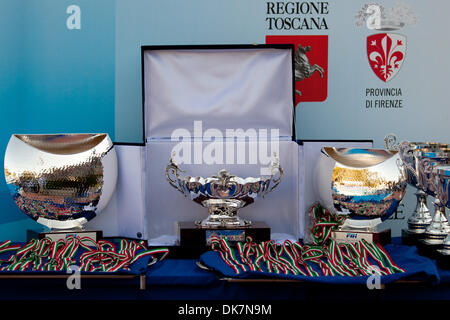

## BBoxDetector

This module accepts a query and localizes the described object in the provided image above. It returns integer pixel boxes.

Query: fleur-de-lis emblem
[367,33,406,82]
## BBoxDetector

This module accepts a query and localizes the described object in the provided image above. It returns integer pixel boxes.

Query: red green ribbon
[0,237,167,273]
[210,236,405,278]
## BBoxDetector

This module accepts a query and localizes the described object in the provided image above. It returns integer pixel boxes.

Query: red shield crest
[367,33,406,82]
[266,35,328,105]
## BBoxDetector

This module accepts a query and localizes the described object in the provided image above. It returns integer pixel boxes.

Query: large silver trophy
[384,134,450,240]
[165,153,283,228]
[436,166,450,255]
[4,134,118,239]
[314,147,407,243]
[420,159,450,245]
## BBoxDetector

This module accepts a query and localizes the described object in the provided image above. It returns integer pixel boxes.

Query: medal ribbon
[210,238,405,278]
[0,237,167,273]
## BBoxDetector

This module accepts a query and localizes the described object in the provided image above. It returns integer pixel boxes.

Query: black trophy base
[331,228,391,245]
[437,250,450,270]
[27,229,103,242]
[416,239,443,260]
[401,229,427,246]
[176,221,270,258]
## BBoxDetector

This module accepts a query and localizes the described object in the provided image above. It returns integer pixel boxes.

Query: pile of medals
[0,237,168,273]
[209,204,404,277]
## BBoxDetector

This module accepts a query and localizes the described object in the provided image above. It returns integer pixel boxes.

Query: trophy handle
[396,157,407,182]
[437,174,448,205]
[385,134,417,183]
[165,153,186,196]
[264,153,284,197]
[419,158,437,196]
[431,166,448,205]
[398,141,419,185]
[443,175,449,205]
[384,133,399,151]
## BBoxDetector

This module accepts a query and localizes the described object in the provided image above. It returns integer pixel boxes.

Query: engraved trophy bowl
[4,134,118,231]
[384,134,449,234]
[315,147,407,231]
[165,153,283,228]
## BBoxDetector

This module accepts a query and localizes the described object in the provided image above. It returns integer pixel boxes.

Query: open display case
[88,45,374,249]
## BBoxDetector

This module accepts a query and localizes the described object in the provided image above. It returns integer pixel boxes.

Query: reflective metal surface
[397,141,448,190]
[412,155,450,244]
[416,150,450,197]
[436,166,450,208]
[165,153,283,228]
[385,134,449,234]
[407,190,431,234]
[315,147,406,229]
[4,134,118,230]
[428,165,450,247]
[423,199,450,245]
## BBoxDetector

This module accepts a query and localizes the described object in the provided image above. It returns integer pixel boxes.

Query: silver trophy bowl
[4,134,118,230]
[385,134,449,234]
[315,147,407,230]
[165,153,283,228]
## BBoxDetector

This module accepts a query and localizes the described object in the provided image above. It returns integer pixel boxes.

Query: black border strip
[296,139,374,146]
[125,44,296,146]
[113,142,145,147]
[140,43,294,51]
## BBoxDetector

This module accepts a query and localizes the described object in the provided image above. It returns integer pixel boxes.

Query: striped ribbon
[0,237,168,273]
[209,235,405,278]
[208,202,404,278]
[309,203,346,246]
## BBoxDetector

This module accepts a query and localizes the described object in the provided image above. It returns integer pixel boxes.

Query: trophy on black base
[165,153,282,247]
[4,133,118,242]
[314,147,407,244]
[437,226,450,270]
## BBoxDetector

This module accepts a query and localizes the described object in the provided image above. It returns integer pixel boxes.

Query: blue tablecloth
[438,268,450,283]
[0,238,449,300]
[146,258,219,286]
[1,238,445,284]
